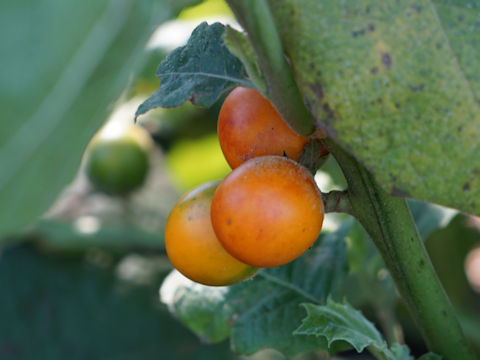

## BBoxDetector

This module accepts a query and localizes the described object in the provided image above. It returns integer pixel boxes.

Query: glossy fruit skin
[211,156,324,268]
[85,125,152,195]
[165,181,258,286]
[218,87,309,169]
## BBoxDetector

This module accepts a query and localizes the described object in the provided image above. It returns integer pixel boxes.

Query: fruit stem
[322,190,352,214]
[226,0,315,136]
[324,139,474,360]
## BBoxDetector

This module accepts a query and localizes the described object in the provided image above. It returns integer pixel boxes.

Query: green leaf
[0,245,237,360]
[172,285,233,343]
[0,0,193,238]
[162,221,353,356]
[268,0,480,215]
[418,353,442,360]
[223,26,267,94]
[294,300,385,353]
[295,300,413,360]
[136,22,252,117]
[390,343,415,360]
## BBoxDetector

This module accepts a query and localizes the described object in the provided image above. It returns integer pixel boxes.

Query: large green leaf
[136,22,252,117]
[0,245,237,360]
[0,0,198,237]
[268,0,480,215]
[162,220,353,356]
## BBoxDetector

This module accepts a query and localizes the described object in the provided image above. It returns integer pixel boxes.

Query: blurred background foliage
[0,0,479,359]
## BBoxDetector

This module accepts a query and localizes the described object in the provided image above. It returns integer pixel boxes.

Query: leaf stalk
[226,0,315,136]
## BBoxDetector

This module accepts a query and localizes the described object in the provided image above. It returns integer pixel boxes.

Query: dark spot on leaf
[442,310,447,317]
[419,259,425,267]
[309,83,324,100]
[458,15,464,22]
[391,187,409,197]
[366,5,371,13]
[316,70,322,76]
[381,53,392,68]
[377,98,383,104]
[352,29,365,37]
[322,103,335,122]
[370,67,379,74]
[457,125,463,132]
[410,237,414,242]
[463,182,470,191]
[309,63,315,70]
[389,173,397,181]
[367,24,375,32]
[436,42,443,50]
[394,102,400,109]
[409,84,425,92]
[227,219,231,225]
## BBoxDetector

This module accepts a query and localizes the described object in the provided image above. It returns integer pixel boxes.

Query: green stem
[226,0,315,136]
[324,139,474,360]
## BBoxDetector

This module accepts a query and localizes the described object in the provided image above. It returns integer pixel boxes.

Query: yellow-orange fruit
[211,156,324,267]
[218,87,309,169]
[165,181,258,286]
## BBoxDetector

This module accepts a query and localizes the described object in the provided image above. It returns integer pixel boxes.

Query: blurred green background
[0,0,479,359]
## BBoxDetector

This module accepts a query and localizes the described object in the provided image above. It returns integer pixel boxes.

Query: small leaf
[294,300,385,353]
[136,22,252,117]
[295,299,415,360]
[223,26,267,94]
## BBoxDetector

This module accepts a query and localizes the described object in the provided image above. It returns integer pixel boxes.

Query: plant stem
[324,139,474,360]
[226,0,315,136]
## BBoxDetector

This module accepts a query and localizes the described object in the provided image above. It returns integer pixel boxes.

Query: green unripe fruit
[85,125,152,195]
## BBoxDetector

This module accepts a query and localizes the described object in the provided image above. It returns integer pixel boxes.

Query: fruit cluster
[165,87,325,286]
